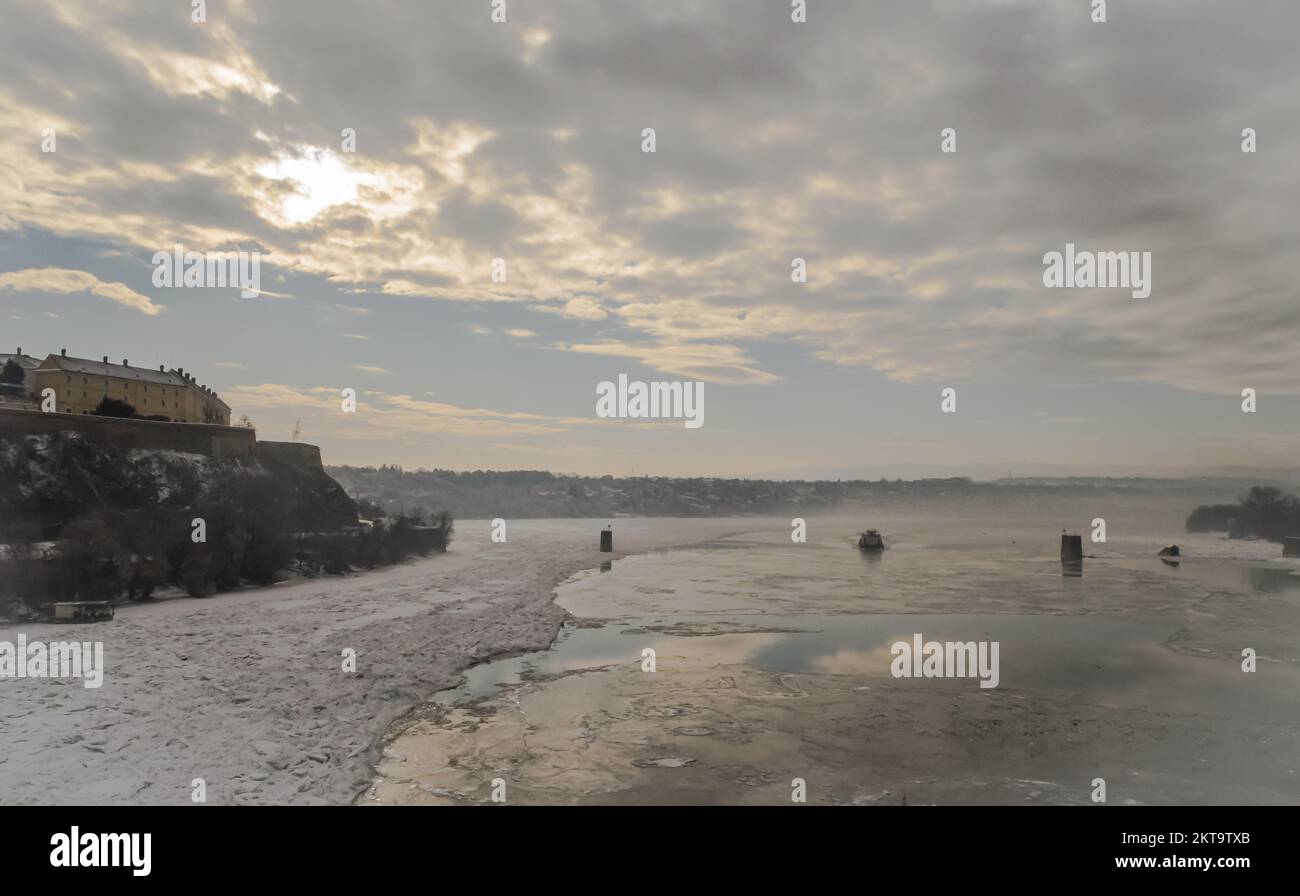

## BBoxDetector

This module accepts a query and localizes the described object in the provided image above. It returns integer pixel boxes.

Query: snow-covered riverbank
[0,518,748,805]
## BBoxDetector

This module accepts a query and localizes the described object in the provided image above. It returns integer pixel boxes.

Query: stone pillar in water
[1060,534,1083,562]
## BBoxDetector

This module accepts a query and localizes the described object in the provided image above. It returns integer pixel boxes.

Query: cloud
[529,297,608,320]
[0,267,162,315]
[555,339,779,385]
[0,0,1297,396]
[222,383,594,438]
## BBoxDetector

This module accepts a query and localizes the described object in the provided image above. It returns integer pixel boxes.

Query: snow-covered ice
[0,518,741,805]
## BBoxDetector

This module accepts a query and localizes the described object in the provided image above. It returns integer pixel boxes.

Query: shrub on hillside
[93,397,137,418]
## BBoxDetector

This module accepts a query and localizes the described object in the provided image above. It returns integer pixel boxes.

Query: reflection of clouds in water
[811,645,897,676]
[551,515,1300,715]
[536,630,788,677]
[1080,641,1299,719]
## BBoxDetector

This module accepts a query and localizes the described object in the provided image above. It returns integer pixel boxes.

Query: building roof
[39,353,188,387]
[36,352,231,410]
[0,353,40,371]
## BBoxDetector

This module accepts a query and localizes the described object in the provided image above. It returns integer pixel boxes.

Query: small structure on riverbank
[51,601,114,623]
[600,525,613,552]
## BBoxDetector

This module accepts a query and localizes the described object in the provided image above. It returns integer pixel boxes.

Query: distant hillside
[327,466,1251,520]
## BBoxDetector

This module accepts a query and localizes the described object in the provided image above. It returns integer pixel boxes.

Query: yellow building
[32,350,231,425]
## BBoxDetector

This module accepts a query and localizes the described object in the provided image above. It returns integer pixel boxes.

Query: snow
[0,517,740,805]
[0,541,57,562]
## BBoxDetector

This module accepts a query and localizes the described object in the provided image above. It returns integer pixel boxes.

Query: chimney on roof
[159,365,165,372]
[123,359,128,367]
[61,348,66,357]
[16,347,20,355]
[177,367,183,376]
[103,356,108,363]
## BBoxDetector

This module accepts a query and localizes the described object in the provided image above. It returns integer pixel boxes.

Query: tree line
[1186,486,1300,541]
[0,433,453,617]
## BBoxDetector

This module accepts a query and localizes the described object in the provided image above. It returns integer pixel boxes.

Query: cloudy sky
[1,0,1297,477]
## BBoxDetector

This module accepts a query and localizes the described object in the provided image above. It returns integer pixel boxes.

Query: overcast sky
[1,0,1297,477]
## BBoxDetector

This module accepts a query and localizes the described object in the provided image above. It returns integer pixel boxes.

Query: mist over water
[374,495,1300,805]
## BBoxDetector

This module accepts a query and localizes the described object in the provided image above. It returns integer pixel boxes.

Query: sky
[1,0,1297,478]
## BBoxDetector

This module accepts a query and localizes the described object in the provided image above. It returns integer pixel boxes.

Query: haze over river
[368,501,1300,806]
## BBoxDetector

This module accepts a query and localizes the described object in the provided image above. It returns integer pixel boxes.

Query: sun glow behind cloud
[257,148,381,225]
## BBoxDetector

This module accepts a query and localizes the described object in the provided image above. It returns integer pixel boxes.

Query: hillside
[327,465,1254,520]
[1,431,358,542]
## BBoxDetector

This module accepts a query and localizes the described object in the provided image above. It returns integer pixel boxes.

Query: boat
[857,529,884,550]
